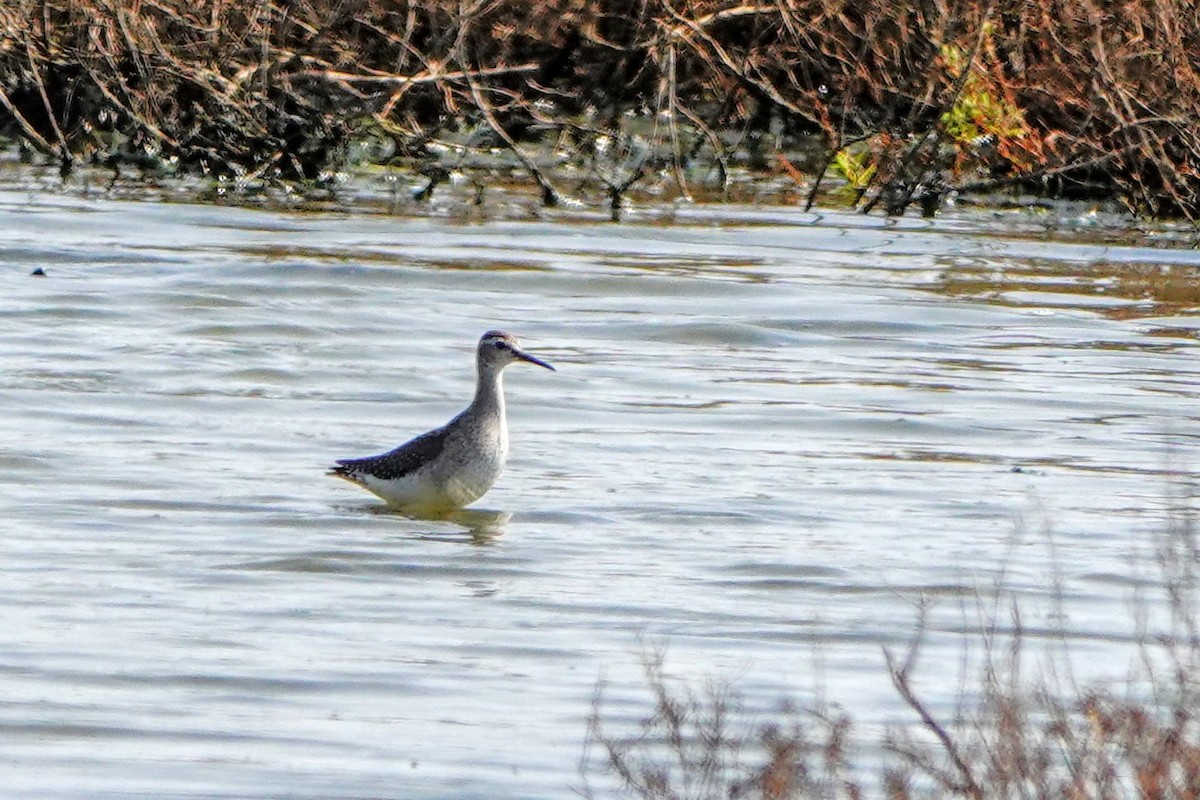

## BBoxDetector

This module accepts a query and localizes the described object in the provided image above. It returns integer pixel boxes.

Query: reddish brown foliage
[0,0,1197,217]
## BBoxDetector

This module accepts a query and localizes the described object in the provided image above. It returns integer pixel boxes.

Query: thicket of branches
[1,0,1198,218]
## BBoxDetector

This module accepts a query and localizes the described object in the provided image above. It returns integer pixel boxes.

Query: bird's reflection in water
[443,508,512,542]
[368,505,512,544]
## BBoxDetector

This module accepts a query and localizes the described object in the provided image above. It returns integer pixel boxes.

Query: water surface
[3,191,1200,798]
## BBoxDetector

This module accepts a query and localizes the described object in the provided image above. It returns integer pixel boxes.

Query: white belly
[433,422,507,506]
[363,423,508,512]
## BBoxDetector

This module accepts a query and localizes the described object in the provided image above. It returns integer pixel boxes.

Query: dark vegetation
[1,1,1199,219]
[583,496,1200,798]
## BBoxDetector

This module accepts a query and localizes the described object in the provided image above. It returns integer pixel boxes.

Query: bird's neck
[472,364,506,419]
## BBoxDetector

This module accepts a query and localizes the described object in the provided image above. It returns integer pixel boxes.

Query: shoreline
[2,1,1198,220]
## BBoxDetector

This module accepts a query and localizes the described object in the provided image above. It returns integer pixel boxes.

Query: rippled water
[3,189,1200,798]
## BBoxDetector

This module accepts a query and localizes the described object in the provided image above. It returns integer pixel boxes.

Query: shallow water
[3,189,1200,798]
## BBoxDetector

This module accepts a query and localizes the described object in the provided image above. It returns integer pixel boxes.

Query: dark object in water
[30,267,46,276]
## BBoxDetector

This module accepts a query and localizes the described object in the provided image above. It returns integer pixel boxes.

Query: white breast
[435,419,508,507]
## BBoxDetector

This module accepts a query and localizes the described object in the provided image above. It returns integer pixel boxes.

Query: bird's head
[477,330,555,372]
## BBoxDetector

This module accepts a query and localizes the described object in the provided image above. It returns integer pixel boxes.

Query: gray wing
[330,425,450,482]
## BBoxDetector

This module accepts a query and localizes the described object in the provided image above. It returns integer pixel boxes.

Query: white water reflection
[1,191,1199,798]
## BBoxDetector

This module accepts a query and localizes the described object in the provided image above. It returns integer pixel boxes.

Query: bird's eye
[492,340,509,350]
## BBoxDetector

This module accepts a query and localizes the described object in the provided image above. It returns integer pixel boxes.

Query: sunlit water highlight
[3,190,1200,798]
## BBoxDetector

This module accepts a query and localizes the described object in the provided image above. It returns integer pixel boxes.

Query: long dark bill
[514,348,555,371]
